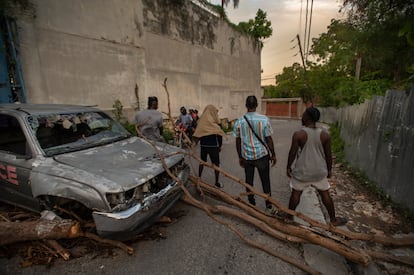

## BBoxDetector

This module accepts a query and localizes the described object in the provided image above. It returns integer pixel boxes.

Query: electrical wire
[306,0,314,59]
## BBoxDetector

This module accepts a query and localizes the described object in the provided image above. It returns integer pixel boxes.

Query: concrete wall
[15,0,261,121]
[319,90,414,211]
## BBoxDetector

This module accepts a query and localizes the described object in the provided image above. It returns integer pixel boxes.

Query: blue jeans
[243,155,271,207]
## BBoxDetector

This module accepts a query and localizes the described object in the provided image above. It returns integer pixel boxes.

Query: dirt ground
[328,163,414,274]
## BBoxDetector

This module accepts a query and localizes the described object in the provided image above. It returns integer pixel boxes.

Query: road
[1,119,324,275]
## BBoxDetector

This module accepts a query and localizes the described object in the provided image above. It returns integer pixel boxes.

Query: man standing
[135,96,164,142]
[285,107,347,226]
[176,106,194,140]
[233,95,277,214]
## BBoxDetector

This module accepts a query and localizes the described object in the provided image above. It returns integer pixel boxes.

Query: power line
[262,73,277,78]
[303,0,309,55]
[306,0,314,59]
[299,0,314,61]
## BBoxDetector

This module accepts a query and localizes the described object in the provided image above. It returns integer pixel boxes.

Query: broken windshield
[28,111,131,156]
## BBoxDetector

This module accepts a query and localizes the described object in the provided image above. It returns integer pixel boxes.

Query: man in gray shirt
[285,107,347,226]
[135,96,164,142]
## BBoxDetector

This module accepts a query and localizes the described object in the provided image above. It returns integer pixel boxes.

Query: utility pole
[297,34,307,71]
[296,34,313,104]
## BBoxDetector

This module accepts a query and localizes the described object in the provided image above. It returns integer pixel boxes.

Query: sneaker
[248,195,256,206]
[330,217,347,226]
[276,211,294,223]
[276,211,288,219]
[215,182,223,188]
[266,205,277,215]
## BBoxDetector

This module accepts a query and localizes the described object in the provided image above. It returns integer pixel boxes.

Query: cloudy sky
[209,0,344,85]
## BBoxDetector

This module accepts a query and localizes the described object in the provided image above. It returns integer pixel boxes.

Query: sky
[208,0,344,85]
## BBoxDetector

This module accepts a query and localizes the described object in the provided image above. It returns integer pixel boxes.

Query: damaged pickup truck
[0,104,189,239]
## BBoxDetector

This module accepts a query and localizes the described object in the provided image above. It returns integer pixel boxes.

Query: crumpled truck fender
[30,171,109,211]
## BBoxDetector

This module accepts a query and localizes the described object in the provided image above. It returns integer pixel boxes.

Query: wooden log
[366,250,414,267]
[188,162,414,247]
[189,177,372,266]
[0,219,82,246]
[181,193,321,275]
[181,194,305,244]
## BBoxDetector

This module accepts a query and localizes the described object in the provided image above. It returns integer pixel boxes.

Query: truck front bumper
[92,165,189,239]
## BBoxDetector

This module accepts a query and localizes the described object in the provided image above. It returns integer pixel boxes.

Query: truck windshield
[28,111,131,156]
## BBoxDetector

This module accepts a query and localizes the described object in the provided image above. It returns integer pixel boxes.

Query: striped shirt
[233,112,273,160]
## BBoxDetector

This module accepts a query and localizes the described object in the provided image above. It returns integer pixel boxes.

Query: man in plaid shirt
[233,95,277,214]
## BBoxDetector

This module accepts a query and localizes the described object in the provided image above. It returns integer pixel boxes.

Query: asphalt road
[1,119,312,275]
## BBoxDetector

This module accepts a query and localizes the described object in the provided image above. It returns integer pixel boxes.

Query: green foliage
[123,121,136,135]
[268,0,414,106]
[163,128,174,142]
[399,22,414,46]
[112,100,126,123]
[112,99,136,135]
[264,63,307,98]
[329,123,345,162]
[236,9,272,47]
[221,124,233,134]
[337,0,414,82]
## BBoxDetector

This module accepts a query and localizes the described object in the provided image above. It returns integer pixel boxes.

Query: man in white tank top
[284,107,347,226]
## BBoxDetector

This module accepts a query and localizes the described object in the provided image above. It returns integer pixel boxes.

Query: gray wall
[16,0,261,121]
[320,90,414,210]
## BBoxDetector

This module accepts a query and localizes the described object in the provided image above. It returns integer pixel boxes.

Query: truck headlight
[106,192,125,207]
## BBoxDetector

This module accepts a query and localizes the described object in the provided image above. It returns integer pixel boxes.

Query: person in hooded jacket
[193,105,225,188]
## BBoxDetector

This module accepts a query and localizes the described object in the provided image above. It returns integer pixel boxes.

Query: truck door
[0,114,39,211]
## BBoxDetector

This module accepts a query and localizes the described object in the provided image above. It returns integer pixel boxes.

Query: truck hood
[49,137,183,190]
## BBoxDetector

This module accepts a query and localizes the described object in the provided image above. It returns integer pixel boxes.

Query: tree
[237,9,272,48]
[269,0,413,107]
[265,63,307,99]
[340,0,414,82]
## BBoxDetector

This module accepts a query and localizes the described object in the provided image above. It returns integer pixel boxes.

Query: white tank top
[291,127,328,182]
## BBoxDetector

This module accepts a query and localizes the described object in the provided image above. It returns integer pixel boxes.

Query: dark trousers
[244,155,271,207]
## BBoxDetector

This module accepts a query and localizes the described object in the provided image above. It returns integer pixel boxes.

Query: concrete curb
[297,187,381,275]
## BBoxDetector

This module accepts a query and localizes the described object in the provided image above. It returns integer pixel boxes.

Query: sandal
[276,211,288,219]
[265,205,277,215]
[331,217,348,226]
[276,211,294,223]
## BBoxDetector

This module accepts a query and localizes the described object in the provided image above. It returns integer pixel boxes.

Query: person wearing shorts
[289,177,330,191]
[284,107,347,226]
[193,105,225,188]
